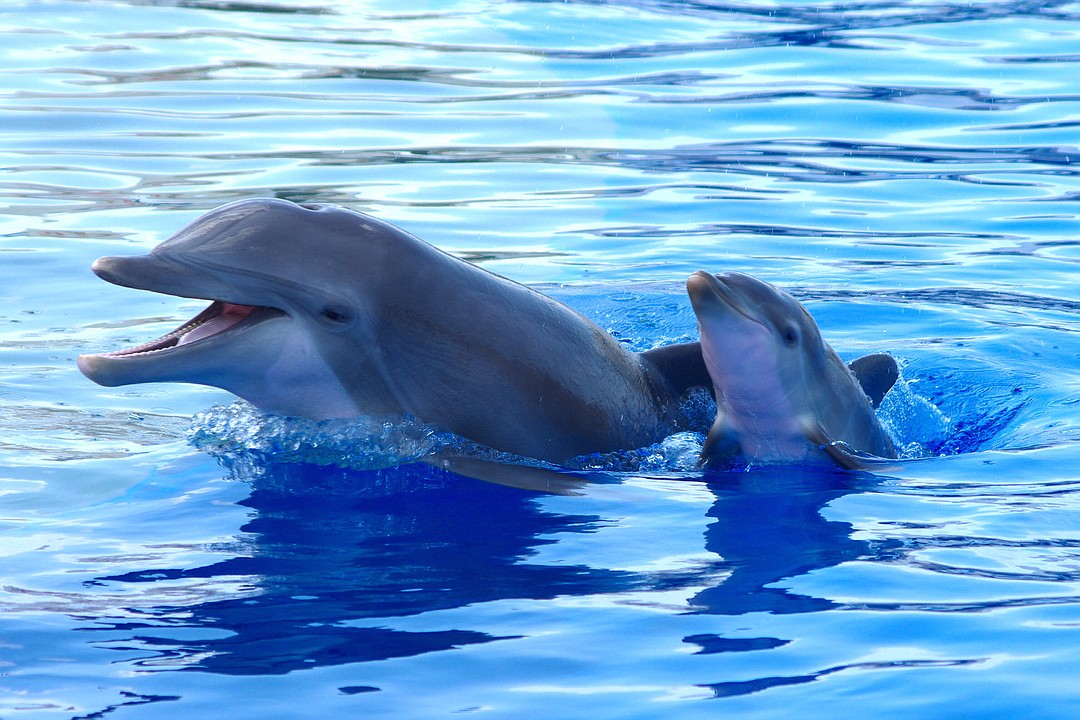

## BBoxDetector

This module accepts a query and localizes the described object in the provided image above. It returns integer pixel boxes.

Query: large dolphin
[686,270,898,469]
[78,198,711,464]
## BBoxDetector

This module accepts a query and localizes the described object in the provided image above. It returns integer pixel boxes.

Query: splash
[188,398,715,477]
[187,375,963,478]
[877,375,952,458]
[188,401,455,472]
[565,431,706,473]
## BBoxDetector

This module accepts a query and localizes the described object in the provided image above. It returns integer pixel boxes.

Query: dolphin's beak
[90,254,235,300]
[687,271,763,325]
[686,270,717,302]
[78,253,286,387]
[90,255,134,287]
[688,271,737,315]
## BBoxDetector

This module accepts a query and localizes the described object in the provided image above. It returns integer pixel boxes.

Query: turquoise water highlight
[3,0,1080,717]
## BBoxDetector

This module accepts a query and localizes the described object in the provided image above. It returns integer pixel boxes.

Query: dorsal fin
[640,341,713,399]
[847,353,899,408]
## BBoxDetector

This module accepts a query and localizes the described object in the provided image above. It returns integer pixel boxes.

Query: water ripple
[4,2,1080,715]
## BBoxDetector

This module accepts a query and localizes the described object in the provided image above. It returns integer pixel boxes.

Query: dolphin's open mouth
[88,301,290,362]
[77,249,295,387]
[92,301,277,359]
[78,297,289,388]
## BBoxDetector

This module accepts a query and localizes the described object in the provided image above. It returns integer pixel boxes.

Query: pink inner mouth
[177,303,254,346]
[97,301,258,358]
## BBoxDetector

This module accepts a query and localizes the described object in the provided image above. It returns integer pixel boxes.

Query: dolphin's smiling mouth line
[91,301,283,359]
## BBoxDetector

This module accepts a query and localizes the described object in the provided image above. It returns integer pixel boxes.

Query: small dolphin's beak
[687,270,729,312]
[686,270,716,301]
[687,270,735,313]
[687,270,765,326]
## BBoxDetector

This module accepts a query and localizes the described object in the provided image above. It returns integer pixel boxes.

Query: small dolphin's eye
[782,327,799,346]
[321,306,349,323]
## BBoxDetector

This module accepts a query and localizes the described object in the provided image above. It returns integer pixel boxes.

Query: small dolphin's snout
[686,270,715,298]
[687,270,729,310]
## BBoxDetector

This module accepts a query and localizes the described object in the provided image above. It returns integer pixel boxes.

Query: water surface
[3,1,1080,718]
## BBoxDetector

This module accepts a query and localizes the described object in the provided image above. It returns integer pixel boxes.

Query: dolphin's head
[687,270,825,394]
[686,270,896,466]
[77,199,409,418]
[686,270,836,462]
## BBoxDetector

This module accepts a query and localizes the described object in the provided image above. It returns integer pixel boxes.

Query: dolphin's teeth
[97,324,193,358]
[95,302,259,358]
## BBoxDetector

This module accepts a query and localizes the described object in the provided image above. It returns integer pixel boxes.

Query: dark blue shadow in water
[91,462,650,675]
[88,460,890,678]
[691,465,878,616]
[685,465,900,698]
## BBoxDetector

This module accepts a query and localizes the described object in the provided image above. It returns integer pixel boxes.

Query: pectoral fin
[423,453,591,495]
[700,415,741,464]
[641,341,714,399]
[804,421,901,471]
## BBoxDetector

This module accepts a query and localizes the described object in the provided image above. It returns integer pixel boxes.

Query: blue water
[4,0,1080,717]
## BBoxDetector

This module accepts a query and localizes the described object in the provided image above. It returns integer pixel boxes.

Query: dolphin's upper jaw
[84,252,288,357]
[688,270,777,390]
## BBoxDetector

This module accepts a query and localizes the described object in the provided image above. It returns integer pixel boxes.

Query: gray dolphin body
[686,270,898,469]
[78,199,710,463]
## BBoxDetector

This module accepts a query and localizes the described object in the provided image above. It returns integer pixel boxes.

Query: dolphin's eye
[320,305,350,323]
[782,326,799,346]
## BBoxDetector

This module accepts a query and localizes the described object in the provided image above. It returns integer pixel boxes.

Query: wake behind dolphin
[78,199,711,464]
[687,270,898,469]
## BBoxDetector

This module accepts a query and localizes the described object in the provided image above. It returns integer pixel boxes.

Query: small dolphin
[686,270,898,469]
[78,199,711,464]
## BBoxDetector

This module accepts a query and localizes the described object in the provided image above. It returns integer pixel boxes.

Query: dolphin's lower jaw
[77,302,286,387]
